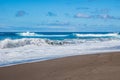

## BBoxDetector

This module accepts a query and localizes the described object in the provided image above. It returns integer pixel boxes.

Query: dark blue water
[0,32,119,40]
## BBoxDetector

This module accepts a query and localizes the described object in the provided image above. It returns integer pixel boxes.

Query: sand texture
[0,52,120,80]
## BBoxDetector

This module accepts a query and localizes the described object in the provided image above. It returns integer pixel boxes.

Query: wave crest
[0,38,49,49]
[0,38,69,49]
[75,33,119,37]
[17,32,40,36]
[0,37,119,49]
[17,32,68,37]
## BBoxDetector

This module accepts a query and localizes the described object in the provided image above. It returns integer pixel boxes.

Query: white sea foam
[0,38,120,67]
[0,38,119,49]
[17,31,40,36]
[0,38,49,48]
[17,32,68,37]
[75,33,119,37]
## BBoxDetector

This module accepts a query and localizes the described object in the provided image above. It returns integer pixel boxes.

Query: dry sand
[0,52,120,80]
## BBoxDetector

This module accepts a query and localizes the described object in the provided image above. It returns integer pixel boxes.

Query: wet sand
[0,52,120,80]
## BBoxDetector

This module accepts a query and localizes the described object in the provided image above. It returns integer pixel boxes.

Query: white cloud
[74,13,91,18]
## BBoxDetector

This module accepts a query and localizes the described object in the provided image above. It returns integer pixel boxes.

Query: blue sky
[0,0,120,32]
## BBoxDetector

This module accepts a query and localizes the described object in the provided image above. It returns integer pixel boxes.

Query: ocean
[0,32,120,67]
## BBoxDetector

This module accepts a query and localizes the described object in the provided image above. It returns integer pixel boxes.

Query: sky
[0,0,120,32]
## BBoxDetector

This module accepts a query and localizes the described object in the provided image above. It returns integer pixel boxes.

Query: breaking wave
[0,38,49,48]
[0,38,119,49]
[17,32,40,36]
[17,32,68,37]
[0,38,72,49]
[16,32,120,39]
[74,33,119,37]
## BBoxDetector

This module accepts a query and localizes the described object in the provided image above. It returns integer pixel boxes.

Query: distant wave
[17,32,40,36]
[17,32,119,38]
[74,33,119,37]
[17,32,68,37]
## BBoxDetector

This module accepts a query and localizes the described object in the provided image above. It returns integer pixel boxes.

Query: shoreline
[1,50,120,67]
[0,52,120,80]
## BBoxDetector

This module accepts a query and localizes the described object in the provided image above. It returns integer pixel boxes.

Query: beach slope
[0,52,120,80]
